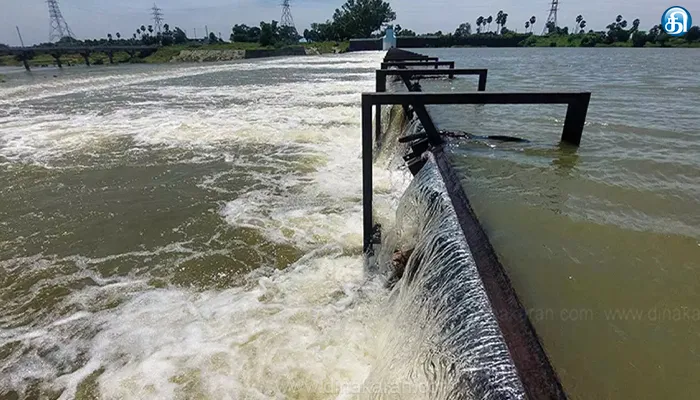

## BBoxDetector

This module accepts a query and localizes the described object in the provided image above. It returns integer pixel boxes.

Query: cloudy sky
[0,0,695,45]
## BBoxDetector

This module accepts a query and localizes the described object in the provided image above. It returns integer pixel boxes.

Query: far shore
[0,42,349,69]
[1,39,698,71]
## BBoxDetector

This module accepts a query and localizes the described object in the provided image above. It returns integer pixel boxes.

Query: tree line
[3,0,699,50]
[524,14,700,47]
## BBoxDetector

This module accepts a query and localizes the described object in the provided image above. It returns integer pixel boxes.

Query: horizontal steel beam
[384,57,439,62]
[363,91,591,146]
[374,70,490,144]
[378,68,486,76]
[377,68,488,91]
[381,61,455,69]
[383,48,432,62]
[362,91,590,106]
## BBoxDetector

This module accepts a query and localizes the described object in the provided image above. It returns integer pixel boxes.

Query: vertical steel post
[22,56,30,71]
[478,71,488,91]
[561,93,591,146]
[375,71,386,143]
[362,95,374,254]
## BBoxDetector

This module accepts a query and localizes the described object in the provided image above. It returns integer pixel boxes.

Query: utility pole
[280,0,295,29]
[47,0,76,42]
[542,0,559,35]
[194,28,197,39]
[16,26,26,47]
[151,3,164,34]
[205,25,209,39]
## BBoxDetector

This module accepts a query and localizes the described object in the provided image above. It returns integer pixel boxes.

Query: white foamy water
[0,52,414,399]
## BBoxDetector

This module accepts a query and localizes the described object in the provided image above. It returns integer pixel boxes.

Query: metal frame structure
[363,48,591,399]
[362,90,591,254]
[374,68,490,142]
[380,60,456,70]
[384,56,439,63]
[383,48,433,61]
[376,68,488,91]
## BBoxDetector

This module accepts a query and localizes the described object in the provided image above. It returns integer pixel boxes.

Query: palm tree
[107,33,113,42]
[148,25,154,35]
[530,16,537,33]
[496,11,504,34]
[116,32,121,39]
[620,20,628,28]
[525,21,531,33]
[575,15,583,33]
[579,20,587,32]
[476,16,484,33]
[163,24,170,33]
[136,29,141,36]
[616,15,623,24]
[632,18,640,32]
[501,13,508,33]
[486,16,493,32]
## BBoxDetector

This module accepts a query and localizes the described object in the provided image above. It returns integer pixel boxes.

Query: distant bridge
[0,45,160,70]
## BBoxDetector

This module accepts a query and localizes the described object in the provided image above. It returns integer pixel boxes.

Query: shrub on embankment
[0,42,349,68]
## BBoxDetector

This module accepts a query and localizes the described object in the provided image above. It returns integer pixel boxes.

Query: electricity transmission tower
[280,0,295,29]
[47,0,75,42]
[151,3,164,34]
[542,0,559,34]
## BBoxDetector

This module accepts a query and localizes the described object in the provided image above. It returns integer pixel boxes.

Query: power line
[151,3,164,34]
[542,0,559,34]
[47,0,76,42]
[280,0,295,29]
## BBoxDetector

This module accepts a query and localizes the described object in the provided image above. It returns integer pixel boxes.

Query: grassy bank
[0,51,134,67]
[142,41,349,63]
[520,34,700,47]
[0,41,350,68]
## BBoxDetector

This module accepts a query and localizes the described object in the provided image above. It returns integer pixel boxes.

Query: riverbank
[520,33,700,47]
[350,33,700,51]
[0,41,350,68]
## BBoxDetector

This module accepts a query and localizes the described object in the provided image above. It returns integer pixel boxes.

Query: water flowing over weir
[0,52,413,400]
[359,49,591,399]
[365,155,525,399]
[360,103,526,399]
[0,50,595,399]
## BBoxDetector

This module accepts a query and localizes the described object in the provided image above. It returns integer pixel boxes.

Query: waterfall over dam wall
[362,49,573,399]
[365,153,527,399]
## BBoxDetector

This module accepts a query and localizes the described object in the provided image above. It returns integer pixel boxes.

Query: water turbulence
[0,51,545,399]
[364,110,526,398]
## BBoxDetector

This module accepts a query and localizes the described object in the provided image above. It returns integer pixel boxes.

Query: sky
[1,0,698,46]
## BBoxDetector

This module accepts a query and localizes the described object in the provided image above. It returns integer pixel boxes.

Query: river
[0,48,699,399]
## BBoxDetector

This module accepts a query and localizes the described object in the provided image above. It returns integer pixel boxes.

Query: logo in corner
[662,6,692,36]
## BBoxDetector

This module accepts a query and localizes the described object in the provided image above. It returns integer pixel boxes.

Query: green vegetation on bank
[382,12,700,48]
[521,34,700,48]
[1,0,698,70]
[518,15,700,47]
[0,0,357,68]
[0,41,349,67]
[0,51,133,67]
